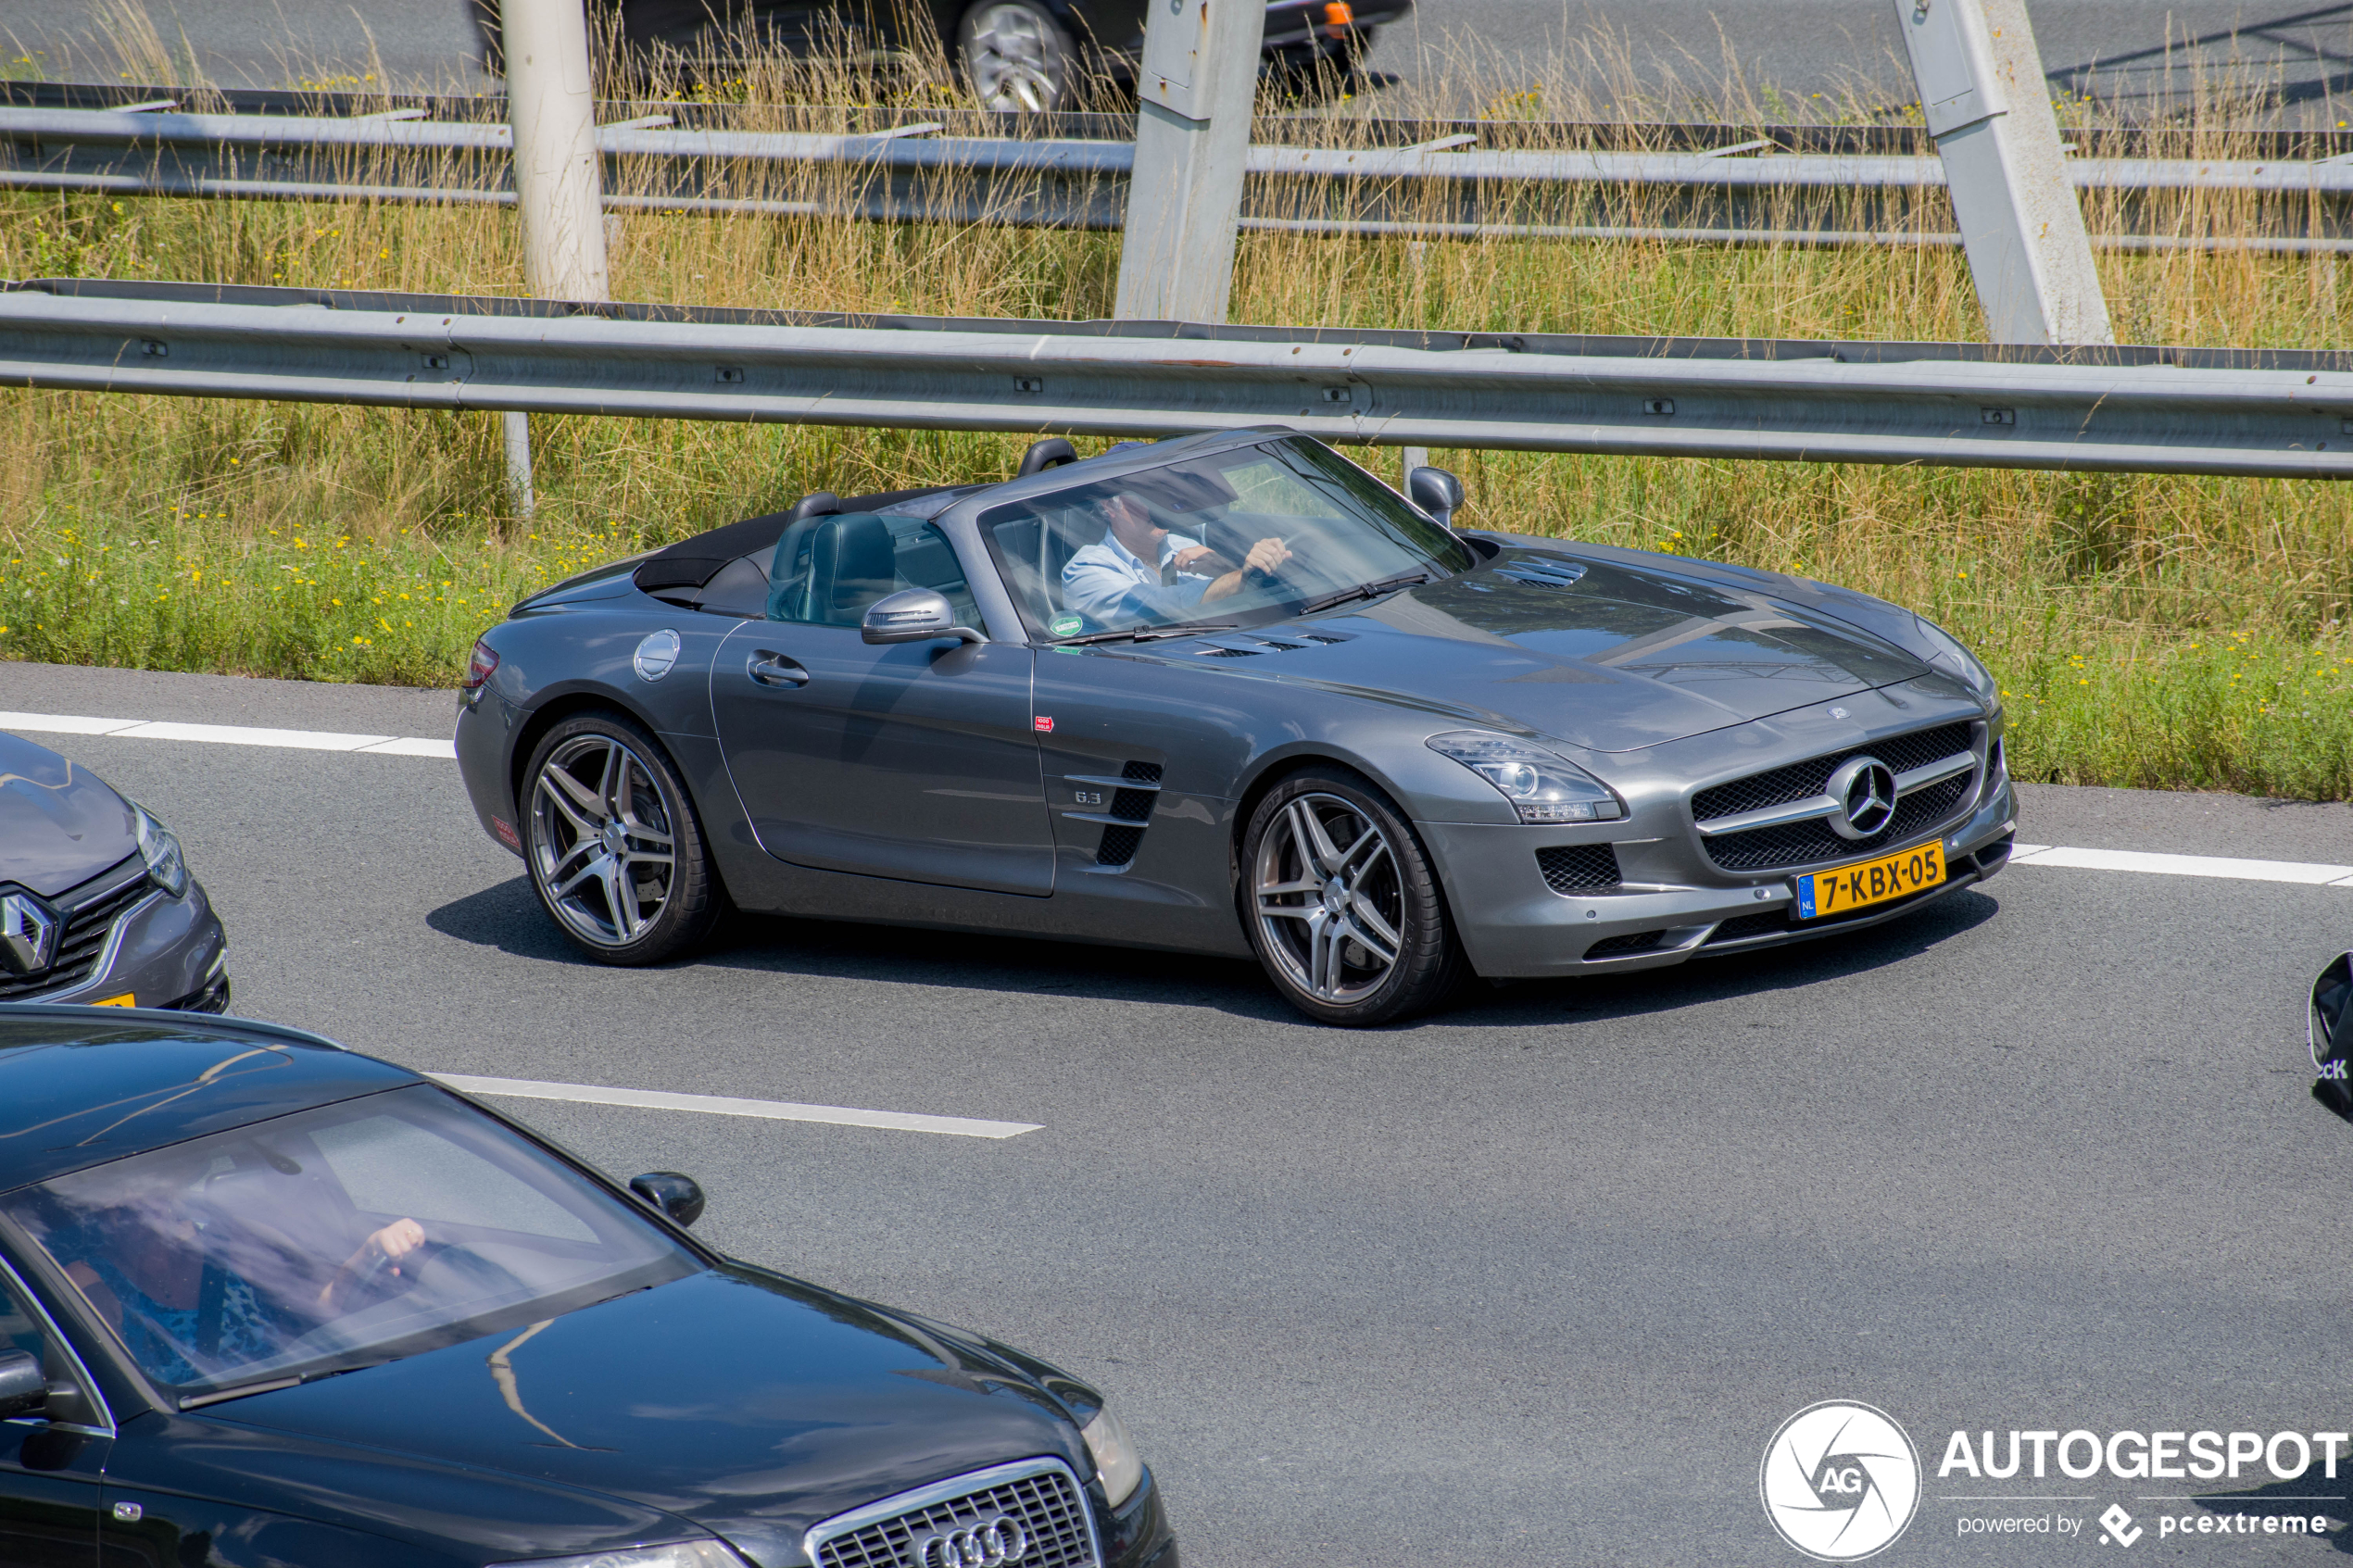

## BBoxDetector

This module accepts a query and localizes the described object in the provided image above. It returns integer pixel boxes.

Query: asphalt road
[6,657,2353,1565]
[3,0,2351,123]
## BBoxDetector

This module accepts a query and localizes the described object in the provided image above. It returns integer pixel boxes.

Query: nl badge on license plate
[1794,841,1945,920]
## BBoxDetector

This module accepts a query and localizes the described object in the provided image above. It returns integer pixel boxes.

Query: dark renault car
[0,1007,1172,1568]
[0,731,227,1012]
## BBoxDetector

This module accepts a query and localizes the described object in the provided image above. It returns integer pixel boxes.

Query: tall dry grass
[0,20,2348,795]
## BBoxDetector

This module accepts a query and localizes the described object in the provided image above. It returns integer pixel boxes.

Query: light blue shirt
[1061,529,1213,627]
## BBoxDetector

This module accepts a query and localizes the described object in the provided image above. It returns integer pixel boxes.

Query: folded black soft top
[631,486,955,594]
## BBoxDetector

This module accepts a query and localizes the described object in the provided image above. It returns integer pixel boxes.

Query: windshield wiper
[1296,571,1438,616]
[1054,622,1238,646]
[180,1358,390,1411]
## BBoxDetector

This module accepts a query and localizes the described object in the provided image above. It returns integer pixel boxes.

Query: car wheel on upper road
[1245,766,1466,1026]
[522,711,720,966]
[959,0,1077,112]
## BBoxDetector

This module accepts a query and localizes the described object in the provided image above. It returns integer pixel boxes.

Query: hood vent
[1497,557,1589,589]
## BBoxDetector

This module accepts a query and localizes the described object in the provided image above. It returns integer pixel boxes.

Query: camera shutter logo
[1760,1400,1921,1561]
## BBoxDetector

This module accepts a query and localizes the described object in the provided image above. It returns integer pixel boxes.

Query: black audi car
[0,731,227,1012]
[0,1007,1173,1568]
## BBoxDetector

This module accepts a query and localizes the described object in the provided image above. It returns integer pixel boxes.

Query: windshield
[977,436,1473,639]
[1,1085,696,1397]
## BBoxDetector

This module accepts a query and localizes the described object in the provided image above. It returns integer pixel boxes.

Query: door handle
[747,651,809,687]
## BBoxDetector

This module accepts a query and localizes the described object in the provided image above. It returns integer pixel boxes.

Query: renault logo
[0,890,60,976]
[1823,756,1897,842]
[912,1517,1029,1568]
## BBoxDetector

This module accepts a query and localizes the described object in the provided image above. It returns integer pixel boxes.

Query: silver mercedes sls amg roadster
[452,429,2017,1025]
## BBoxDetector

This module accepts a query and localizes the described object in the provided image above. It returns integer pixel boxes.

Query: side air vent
[1121,761,1164,784]
[1536,844,1621,894]
[1096,824,1143,866]
[1069,760,1163,870]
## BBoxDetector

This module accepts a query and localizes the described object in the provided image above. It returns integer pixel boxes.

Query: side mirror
[0,1349,46,1420]
[2314,951,2352,1069]
[629,1172,706,1229]
[862,589,985,646]
[1407,466,1465,530]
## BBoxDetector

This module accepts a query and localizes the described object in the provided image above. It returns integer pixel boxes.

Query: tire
[1241,765,1466,1026]
[521,711,721,966]
[957,0,1076,113]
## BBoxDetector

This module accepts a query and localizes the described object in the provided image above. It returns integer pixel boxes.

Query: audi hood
[194,1265,1096,1566]
[0,731,140,897]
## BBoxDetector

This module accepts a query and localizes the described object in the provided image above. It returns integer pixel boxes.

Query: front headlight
[1082,1405,1146,1508]
[1426,731,1626,823]
[1912,615,1999,706]
[131,802,190,897]
[487,1542,748,1568]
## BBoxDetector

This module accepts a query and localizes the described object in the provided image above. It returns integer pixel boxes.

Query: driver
[1061,492,1290,628]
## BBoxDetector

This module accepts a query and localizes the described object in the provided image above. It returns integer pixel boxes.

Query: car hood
[205,1266,1092,1567]
[1164,548,1941,752]
[0,732,138,896]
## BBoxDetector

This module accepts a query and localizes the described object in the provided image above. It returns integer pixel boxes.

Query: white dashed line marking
[1,709,456,759]
[428,1073,1043,1139]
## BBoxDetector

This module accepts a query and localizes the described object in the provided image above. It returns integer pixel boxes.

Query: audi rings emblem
[1823,755,1897,842]
[912,1517,1030,1568]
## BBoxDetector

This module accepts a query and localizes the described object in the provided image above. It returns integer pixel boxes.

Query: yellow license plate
[1794,841,1944,920]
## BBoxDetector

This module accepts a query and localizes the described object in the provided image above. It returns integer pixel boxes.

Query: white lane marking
[2007,843,2353,885]
[427,1073,1043,1140]
[1,709,456,759]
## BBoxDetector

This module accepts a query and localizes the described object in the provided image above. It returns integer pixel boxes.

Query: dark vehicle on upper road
[547,0,1398,113]
[0,1005,1171,1568]
[0,732,227,1013]
[453,430,2018,1026]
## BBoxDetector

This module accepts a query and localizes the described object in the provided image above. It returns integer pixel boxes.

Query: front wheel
[958,0,1076,113]
[522,712,720,966]
[1242,766,1466,1026]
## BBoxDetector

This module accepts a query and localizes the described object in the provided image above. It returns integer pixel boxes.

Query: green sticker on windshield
[1050,613,1084,637]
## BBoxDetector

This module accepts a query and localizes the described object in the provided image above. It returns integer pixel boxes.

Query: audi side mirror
[862,589,985,646]
[2313,953,2353,1116]
[1407,466,1465,529]
[629,1172,706,1228]
[0,1349,46,1420]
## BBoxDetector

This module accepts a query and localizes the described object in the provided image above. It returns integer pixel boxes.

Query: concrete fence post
[500,0,610,514]
[1113,0,1267,322]
[1892,0,2111,345]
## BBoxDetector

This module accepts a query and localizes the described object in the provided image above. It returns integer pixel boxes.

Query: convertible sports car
[0,1006,1172,1568]
[454,429,2018,1026]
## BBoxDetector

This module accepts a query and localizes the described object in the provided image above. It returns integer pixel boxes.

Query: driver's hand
[369,1218,425,1266]
[1243,538,1291,576]
[1169,545,1221,574]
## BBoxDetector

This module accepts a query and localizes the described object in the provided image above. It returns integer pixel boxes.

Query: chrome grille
[0,864,151,1002]
[1704,772,1973,871]
[812,1461,1099,1568]
[1536,844,1621,894]
[1692,722,1974,823]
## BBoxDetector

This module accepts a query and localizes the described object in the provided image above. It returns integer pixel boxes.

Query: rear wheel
[522,712,720,966]
[958,0,1076,112]
[1243,766,1466,1026]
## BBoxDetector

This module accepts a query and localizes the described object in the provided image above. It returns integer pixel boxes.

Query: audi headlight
[131,801,190,897]
[1912,615,1999,706]
[486,1542,748,1568]
[1082,1405,1145,1508]
[1426,731,1626,824]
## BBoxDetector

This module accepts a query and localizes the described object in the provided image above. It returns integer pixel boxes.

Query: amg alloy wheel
[1244,767,1465,1026]
[958,0,1076,113]
[522,713,719,965]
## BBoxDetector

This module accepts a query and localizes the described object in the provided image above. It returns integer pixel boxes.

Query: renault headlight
[1082,1405,1145,1508]
[1426,732,1626,824]
[131,802,190,897]
[1912,616,1999,706]
[487,1542,748,1568]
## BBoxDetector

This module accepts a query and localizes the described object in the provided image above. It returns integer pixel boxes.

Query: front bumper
[0,857,229,1011]
[1428,762,2017,979]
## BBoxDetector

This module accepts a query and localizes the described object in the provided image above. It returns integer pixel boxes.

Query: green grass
[1,96,2350,797]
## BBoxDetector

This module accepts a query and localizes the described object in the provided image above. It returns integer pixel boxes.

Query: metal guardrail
[5,278,2351,478]
[4,104,2352,251]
